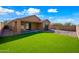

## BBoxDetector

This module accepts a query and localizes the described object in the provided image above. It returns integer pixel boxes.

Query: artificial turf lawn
[0,32,79,53]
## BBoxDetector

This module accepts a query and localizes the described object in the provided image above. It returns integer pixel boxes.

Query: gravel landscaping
[54,30,77,37]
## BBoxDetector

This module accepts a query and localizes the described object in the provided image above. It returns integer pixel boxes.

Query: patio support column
[0,22,4,31]
[76,26,79,39]
[0,22,4,35]
[16,20,21,34]
[31,23,36,30]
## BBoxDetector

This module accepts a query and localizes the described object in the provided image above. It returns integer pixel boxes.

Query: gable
[21,15,42,23]
[42,19,50,24]
[43,19,50,23]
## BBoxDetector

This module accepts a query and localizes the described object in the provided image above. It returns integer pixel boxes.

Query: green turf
[0,32,79,53]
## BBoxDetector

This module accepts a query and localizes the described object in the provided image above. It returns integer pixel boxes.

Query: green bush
[0,36,3,39]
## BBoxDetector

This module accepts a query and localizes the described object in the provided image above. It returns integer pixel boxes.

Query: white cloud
[48,9,58,13]
[66,18,74,22]
[15,9,27,16]
[0,7,14,14]
[26,8,40,15]
[54,18,75,24]
[36,15,45,19]
[15,8,40,16]
[48,17,55,20]
[15,11,22,15]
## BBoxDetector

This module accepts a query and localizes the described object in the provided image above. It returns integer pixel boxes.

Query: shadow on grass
[0,31,42,44]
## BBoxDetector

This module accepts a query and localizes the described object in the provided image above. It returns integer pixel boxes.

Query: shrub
[0,36,3,39]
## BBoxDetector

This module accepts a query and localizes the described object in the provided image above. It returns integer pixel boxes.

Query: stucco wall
[76,26,79,39]
[8,20,21,34]
[31,23,43,30]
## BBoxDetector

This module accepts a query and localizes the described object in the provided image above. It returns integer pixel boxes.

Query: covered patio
[21,21,43,31]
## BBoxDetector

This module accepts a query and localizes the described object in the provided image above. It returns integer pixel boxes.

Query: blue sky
[0,6,79,25]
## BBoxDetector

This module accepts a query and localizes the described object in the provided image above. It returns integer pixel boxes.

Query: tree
[54,23,63,26]
[64,22,75,26]
[3,20,10,25]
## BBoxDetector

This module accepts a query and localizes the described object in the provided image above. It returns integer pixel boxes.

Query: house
[1,15,50,35]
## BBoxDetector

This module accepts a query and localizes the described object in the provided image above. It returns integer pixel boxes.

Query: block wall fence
[49,24,76,31]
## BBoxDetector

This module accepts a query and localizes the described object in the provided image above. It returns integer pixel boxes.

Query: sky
[0,6,79,25]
